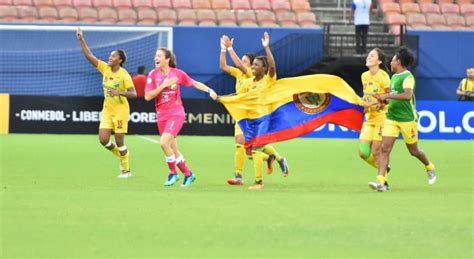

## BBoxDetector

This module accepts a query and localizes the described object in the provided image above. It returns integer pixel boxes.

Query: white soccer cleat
[118,171,132,178]
[368,181,387,192]
[427,170,436,185]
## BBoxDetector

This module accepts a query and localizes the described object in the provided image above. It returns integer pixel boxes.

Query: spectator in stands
[456,68,474,101]
[133,66,147,97]
[349,0,373,55]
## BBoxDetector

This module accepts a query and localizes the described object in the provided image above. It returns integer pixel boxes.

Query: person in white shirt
[349,0,372,54]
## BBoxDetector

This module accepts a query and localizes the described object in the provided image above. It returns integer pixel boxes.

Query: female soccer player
[144,48,217,187]
[76,27,137,178]
[369,47,436,192]
[234,32,289,190]
[358,48,391,188]
[219,35,288,186]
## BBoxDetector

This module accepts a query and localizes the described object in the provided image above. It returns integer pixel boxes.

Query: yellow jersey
[97,60,134,113]
[460,78,474,92]
[228,66,253,94]
[239,73,277,94]
[361,69,390,124]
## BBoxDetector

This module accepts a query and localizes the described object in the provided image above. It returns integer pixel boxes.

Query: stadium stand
[272,0,292,12]
[276,11,298,27]
[117,8,137,24]
[132,0,152,9]
[0,6,17,21]
[421,3,441,14]
[136,8,156,24]
[177,9,197,25]
[73,0,92,7]
[153,0,171,8]
[402,3,421,14]
[55,0,73,7]
[291,0,311,12]
[97,7,117,23]
[231,0,251,10]
[251,0,271,11]
[58,6,79,22]
[192,0,211,9]
[196,8,216,25]
[173,0,192,9]
[78,7,98,22]
[211,0,231,9]
[0,0,318,27]
[13,0,32,6]
[216,9,237,26]
[256,10,279,27]
[236,9,257,26]
[157,9,176,25]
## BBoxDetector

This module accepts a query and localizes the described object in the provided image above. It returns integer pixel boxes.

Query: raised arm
[224,36,248,75]
[219,36,231,74]
[76,27,98,67]
[261,32,276,78]
[192,81,217,100]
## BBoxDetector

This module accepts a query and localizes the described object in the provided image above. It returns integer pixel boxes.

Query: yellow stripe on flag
[0,94,10,134]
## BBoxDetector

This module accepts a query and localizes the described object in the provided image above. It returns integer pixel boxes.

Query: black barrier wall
[8,96,234,135]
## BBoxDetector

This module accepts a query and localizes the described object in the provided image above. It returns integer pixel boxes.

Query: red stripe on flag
[245,108,363,149]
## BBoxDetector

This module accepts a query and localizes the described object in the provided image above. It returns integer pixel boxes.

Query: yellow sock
[110,145,121,158]
[365,153,378,169]
[235,144,245,174]
[425,162,435,171]
[252,150,263,182]
[376,175,386,185]
[120,152,130,171]
[261,153,269,161]
[263,144,282,161]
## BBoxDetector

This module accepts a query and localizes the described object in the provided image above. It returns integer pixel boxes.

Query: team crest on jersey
[293,92,331,114]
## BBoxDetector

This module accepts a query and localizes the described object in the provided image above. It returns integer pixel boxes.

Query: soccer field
[0,134,472,258]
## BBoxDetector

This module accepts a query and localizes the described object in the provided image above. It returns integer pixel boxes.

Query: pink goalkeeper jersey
[145,67,194,121]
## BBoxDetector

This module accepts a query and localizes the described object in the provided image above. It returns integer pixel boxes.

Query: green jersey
[387,70,417,122]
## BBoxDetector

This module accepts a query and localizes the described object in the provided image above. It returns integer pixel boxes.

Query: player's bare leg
[406,142,436,184]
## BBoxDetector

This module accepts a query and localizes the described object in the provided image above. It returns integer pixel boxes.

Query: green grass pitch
[0,134,472,258]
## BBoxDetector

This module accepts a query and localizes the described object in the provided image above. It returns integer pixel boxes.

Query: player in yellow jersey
[76,27,137,178]
[235,32,289,190]
[219,34,289,187]
[358,48,391,188]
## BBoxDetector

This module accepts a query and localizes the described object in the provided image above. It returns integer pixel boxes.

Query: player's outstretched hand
[261,32,270,48]
[209,89,218,101]
[76,27,83,41]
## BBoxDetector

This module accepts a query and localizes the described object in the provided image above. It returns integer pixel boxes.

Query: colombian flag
[219,74,365,149]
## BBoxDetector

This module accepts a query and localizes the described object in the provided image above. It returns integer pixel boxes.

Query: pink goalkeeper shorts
[157,116,185,137]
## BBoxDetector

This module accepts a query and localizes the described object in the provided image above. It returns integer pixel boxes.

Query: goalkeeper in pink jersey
[145,48,218,187]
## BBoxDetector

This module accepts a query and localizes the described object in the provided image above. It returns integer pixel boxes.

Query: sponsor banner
[8,96,233,135]
[303,101,474,140]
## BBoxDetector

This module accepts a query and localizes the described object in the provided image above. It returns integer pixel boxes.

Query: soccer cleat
[164,173,180,186]
[248,181,264,190]
[117,171,132,178]
[278,157,289,177]
[181,173,196,187]
[427,169,436,185]
[368,181,387,192]
[266,154,276,175]
[227,174,244,185]
[384,181,391,190]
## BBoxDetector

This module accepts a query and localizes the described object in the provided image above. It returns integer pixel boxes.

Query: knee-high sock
[165,155,177,174]
[263,144,282,161]
[235,144,245,175]
[252,150,264,183]
[104,140,121,158]
[118,145,129,171]
[176,155,191,177]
